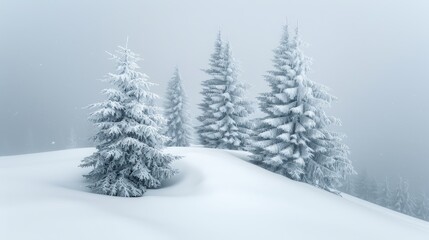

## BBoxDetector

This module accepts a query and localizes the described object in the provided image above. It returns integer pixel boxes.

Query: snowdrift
[1,147,428,240]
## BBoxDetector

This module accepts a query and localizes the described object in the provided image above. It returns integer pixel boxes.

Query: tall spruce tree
[251,25,354,192]
[197,34,253,150]
[163,67,192,147]
[80,42,178,197]
[197,32,224,148]
[215,42,253,150]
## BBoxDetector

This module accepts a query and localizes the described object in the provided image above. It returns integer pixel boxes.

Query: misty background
[0,0,428,192]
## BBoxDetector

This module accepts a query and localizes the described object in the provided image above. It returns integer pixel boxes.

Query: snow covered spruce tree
[80,42,178,197]
[68,127,78,149]
[391,177,415,215]
[340,175,355,195]
[376,177,392,207]
[163,67,192,147]
[415,192,429,221]
[367,177,379,203]
[251,25,354,192]
[355,170,370,200]
[197,32,224,147]
[197,33,253,150]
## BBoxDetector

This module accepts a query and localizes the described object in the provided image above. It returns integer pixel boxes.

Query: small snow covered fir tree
[80,41,178,197]
[391,177,415,215]
[340,175,355,195]
[163,67,192,147]
[377,177,392,207]
[355,170,370,200]
[251,25,354,192]
[415,192,429,221]
[197,33,253,150]
[367,177,379,203]
[68,127,78,149]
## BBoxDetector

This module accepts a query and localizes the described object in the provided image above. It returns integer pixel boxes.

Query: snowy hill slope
[1,147,429,240]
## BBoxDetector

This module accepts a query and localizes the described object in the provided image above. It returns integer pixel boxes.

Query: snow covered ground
[1,147,429,240]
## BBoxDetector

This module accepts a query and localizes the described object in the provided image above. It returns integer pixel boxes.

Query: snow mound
[1,147,428,240]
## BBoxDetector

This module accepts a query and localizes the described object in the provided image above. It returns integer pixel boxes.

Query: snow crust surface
[1,147,428,239]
